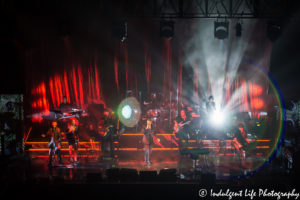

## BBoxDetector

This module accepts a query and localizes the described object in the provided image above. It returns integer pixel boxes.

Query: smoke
[182,18,258,110]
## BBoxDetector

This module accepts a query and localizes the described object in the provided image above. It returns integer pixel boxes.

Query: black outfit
[175,116,192,151]
[144,129,154,145]
[206,101,216,114]
[66,125,78,149]
[104,126,115,156]
[59,102,73,113]
[66,132,76,146]
[89,129,99,140]
[143,128,154,165]
[175,116,191,136]
[231,126,247,148]
[102,118,118,157]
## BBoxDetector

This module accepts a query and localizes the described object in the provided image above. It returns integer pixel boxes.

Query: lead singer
[143,119,154,166]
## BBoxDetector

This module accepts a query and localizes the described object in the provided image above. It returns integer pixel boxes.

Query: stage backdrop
[15,17,273,118]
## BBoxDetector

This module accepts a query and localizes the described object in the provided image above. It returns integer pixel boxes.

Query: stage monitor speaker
[38,177,50,184]
[86,173,103,183]
[119,168,139,182]
[201,173,216,185]
[158,169,177,181]
[105,168,120,181]
[139,171,158,181]
[53,176,64,184]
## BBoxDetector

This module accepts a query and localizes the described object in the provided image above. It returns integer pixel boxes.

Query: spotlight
[118,97,141,127]
[112,20,127,42]
[160,21,174,39]
[235,22,242,37]
[209,110,225,126]
[121,105,132,119]
[214,21,229,39]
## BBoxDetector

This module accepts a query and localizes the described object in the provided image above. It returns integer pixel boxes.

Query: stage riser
[26,134,271,157]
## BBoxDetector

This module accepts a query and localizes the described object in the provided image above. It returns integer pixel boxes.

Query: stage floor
[25,131,274,181]
[28,151,267,182]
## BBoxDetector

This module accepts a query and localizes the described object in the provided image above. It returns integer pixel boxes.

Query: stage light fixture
[235,22,242,37]
[112,20,127,42]
[210,110,225,126]
[160,21,174,39]
[214,21,229,39]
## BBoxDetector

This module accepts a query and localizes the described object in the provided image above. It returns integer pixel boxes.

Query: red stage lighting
[252,98,264,109]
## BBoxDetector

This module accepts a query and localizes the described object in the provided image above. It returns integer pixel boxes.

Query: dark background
[1,1,300,102]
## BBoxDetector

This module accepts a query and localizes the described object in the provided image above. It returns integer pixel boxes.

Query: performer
[206,95,216,114]
[143,119,154,166]
[59,96,73,113]
[144,92,157,109]
[174,108,194,173]
[231,120,251,166]
[202,96,217,139]
[42,121,63,167]
[66,119,79,164]
[102,113,118,157]
[173,108,192,147]
[88,123,98,151]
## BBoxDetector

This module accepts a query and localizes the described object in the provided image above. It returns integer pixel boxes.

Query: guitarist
[231,121,252,166]
[42,121,63,167]
[174,108,192,150]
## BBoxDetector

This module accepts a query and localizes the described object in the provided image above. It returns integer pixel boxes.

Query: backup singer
[43,121,63,167]
[66,119,79,163]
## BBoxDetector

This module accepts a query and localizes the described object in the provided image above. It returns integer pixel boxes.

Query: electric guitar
[174,120,191,134]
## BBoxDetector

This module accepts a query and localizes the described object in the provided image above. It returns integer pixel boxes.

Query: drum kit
[26,107,87,126]
[146,108,159,121]
[141,94,206,134]
[50,108,86,121]
[143,100,172,130]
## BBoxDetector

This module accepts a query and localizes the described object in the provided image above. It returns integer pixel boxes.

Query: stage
[2,1,300,198]
[24,131,273,182]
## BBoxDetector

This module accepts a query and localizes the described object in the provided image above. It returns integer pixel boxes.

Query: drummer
[59,96,73,113]
[144,92,158,110]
